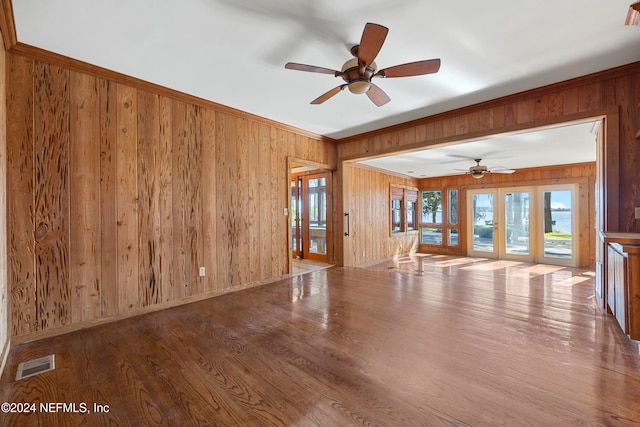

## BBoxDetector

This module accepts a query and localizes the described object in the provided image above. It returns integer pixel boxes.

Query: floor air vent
[15,354,55,381]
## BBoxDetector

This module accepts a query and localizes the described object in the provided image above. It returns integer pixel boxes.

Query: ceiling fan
[284,22,441,106]
[459,159,516,179]
[626,1,640,26]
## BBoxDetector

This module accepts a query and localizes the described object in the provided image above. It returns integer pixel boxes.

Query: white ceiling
[11,0,640,142]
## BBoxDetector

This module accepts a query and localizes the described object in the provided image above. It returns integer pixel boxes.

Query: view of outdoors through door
[468,186,576,265]
[541,189,574,262]
[471,192,495,254]
[291,178,302,259]
[291,172,329,262]
[504,191,531,256]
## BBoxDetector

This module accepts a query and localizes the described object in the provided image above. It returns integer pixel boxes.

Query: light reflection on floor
[461,260,523,271]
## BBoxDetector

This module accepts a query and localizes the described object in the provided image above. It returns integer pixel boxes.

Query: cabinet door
[617,257,628,333]
[607,246,617,314]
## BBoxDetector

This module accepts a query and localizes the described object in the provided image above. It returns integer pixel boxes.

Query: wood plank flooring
[1,254,639,426]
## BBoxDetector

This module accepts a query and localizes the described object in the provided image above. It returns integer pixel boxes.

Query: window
[390,186,404,233]
[449,189,458,225]
[448,189,459,246]
[420,188,459,248]
[390,185,418,234]
[406,189,418,231]
[422,191,443,224]
[421,190,443,245]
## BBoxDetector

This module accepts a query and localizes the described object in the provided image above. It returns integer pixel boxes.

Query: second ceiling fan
[285,23,441,106]
[460,159,516,179]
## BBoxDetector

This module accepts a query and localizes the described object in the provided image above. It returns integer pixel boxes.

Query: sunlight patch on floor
[506,264,566,278]
[557,276,592,286]
[461,260,523,271]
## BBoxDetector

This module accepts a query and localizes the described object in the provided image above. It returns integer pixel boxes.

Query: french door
[467,186,577,265]
[468,188,533,261]
[291,172,329,262]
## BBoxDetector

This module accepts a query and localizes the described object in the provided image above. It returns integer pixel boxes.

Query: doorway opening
[291,168,331,264]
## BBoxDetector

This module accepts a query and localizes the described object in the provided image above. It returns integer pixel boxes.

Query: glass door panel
[307,177,327,257]
[504,191,530,256]
[291,179,302,259]
[540,187,576,266]
[471,192,496,255]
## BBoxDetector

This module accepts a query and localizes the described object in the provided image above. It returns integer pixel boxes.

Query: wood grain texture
[200,107,216,294]
[258,123,272,281]
[115,84,139,312]
[5,51,336,340]
[235,117,249,286]
[171,100,187,301]
[98,79,118,317]
[158,96,175,302]
[247,120,260,284]
[7,53,35,336]
[137,89,161,306]
[33,62,70,330]
[69,71,101,322]
[2,257,639,426]
[183,104,204,297]
[343,164,419,267]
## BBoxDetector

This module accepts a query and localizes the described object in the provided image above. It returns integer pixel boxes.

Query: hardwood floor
[1,254,639,426]
[291,259,333,276]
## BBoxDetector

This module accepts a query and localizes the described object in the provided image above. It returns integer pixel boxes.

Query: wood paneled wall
[337,63,640,235]
[6,53,336,341]
[0,29,9,371]
[417,162,597,267]
[342,164,418,266]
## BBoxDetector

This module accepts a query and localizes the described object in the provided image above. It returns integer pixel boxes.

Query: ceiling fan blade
[357,23,388,66]
[366,83,391,107]
[311,85,346,104]
[487,167,515,174]
[376,59,441,78]
[285,62,340,75]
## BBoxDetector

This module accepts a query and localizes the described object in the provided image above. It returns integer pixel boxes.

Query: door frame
[536,184,579,267]
[300,171,330,262]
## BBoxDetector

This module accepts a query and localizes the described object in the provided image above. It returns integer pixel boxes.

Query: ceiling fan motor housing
[341,58,376,94]
[469,163,487,179]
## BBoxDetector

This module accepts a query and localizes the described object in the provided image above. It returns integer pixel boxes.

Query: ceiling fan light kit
[285,23,441,106]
